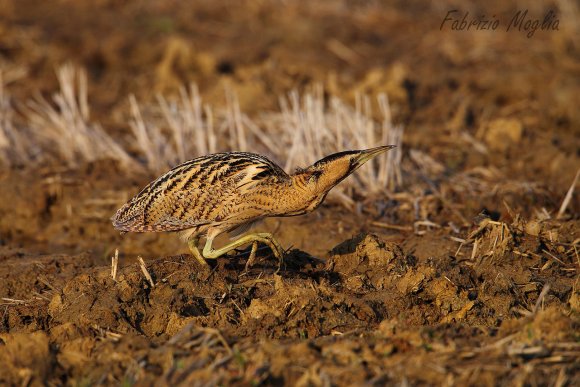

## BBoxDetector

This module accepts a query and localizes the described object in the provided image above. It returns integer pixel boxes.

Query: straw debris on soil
[0,0,579,385]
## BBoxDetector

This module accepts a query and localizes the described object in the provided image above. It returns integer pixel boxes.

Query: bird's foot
[244,238,285,274]
[274,248,285,274]
[243,242,259,273]
[203,232,286,274]
[188,237,211,274]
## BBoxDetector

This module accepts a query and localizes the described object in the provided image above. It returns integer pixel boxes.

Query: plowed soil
[0,1,579,386]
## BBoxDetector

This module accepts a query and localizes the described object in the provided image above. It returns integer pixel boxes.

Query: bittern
[112,145,395,269]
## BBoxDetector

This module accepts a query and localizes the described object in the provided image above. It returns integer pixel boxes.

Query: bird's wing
[112,154,216,232]
[163,154,289,228]
[112,152,288,232]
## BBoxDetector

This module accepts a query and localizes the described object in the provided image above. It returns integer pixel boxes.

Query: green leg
[188,237,209,268]
[244,242,259,272]
[203,233,284,270]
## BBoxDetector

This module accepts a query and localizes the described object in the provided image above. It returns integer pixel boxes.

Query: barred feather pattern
[111,152,293,235]
[112,146,394,247]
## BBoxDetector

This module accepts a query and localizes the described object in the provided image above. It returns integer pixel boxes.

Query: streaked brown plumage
[112,145,395,269]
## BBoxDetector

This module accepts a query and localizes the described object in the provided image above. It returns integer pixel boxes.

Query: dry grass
[128,85,246,174]
[159,84,218,160]
[0,73,27,167]
[466,218,515,264]
[5,65,574,221]
[137,256,155,288]
[19,64,576,218]
[111,249,119,282]
[11,65,568,221]
[106,81,405,206]
[2,66,404,209]
[557,168,580,219]
[23,64,138,170]
[129,85,217,174]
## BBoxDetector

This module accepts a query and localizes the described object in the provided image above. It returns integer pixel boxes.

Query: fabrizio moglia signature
[440,9,560,38]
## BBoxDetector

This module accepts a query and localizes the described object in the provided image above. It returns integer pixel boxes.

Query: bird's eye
[309,170,322,182]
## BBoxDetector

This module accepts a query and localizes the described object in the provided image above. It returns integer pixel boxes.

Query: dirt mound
[1,231,577,385]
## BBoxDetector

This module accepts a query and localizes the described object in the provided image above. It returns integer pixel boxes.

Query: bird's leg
[187,237,209,268]
[203,233,284,270]
[244,242,259,272]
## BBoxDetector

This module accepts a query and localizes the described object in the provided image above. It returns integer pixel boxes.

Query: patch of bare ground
[1,221,578,385]
[0,0,579,385]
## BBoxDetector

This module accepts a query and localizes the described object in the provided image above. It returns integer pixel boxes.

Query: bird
[112,145,395,270]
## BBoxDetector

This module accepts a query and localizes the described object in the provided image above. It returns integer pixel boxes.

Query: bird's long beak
[354,145,396,166]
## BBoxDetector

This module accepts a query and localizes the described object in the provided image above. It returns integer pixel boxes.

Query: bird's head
[295,145,396,193]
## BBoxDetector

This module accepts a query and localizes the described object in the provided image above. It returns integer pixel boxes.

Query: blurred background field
[0,0,578,385]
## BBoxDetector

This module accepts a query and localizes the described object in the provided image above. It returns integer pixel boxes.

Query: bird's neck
[270,174,326,216]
